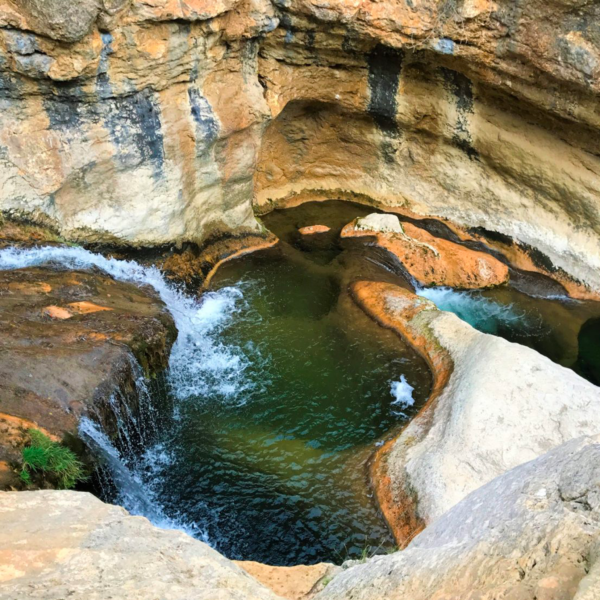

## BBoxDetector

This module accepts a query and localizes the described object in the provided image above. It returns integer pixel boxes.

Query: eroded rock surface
[0,0,599,292]
[237,561,339,600]
[343,216,509,289]
[0,265,176,487]
[316,435,600,600]
[351,281,600,546]
[0,490,280,600]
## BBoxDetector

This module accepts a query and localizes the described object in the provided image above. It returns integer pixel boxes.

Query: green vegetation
[20,429,86,490]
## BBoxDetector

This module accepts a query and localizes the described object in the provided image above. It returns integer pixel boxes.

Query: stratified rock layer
[0,0,599,292]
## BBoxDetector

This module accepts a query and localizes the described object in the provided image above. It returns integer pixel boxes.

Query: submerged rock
[297,225,331,235]
[0,490,279,600]
[343,218,509,289]
[351,281,600,546]
[316,435,600,600]
[0,266,176,488]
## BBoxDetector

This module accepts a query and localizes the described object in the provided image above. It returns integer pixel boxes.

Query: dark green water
[267,199,600,384]
[93,199,599,568]
[133,202,432,566]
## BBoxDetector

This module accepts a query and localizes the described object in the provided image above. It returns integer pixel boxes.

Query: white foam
[0,245,252,541]
[79,417,207,540]
[0,245,248,400]
[416,286,526,335]
[390,375,415,410]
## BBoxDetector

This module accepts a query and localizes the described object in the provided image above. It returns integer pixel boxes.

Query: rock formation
[4,435,600,599]
[351,280,600,546]
[317,434,600,600]
[342,213,510,288]
[0,490,280,600]
[297,225,331,236]
[0,263,175,488]
[0,0,599,292]
[2,0,600,597]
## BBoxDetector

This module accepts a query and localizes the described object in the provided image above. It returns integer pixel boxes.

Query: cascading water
[0,245,246,537]
[416,286,540,335]
[0,246,248,398]
[0,243,432,564]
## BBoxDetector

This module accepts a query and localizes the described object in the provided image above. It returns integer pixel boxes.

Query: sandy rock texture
[315,435,600,600]
[351,281,600,546]
[343,214,509,288]
[0,264,176,488]
[0,0,599,291]
[0,490,280,600]
[0,0,275,247]
[237,561,339,600]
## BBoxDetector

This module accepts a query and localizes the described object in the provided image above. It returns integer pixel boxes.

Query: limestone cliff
[1,0,599,293]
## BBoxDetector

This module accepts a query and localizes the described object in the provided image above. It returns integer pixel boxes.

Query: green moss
[20,429,87,490]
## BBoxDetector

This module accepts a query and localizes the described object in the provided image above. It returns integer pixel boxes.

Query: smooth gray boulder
[396,308,600,526]
[316,435,600,600]
[0,490,280,600]
[354,213,404,234]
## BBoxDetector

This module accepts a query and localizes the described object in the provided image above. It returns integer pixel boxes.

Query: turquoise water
[417,285,600,379]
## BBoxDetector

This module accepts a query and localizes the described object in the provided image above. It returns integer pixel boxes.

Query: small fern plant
[20,429,86,490]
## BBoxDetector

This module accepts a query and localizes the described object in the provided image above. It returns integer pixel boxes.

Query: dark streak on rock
[440,67,479,160]
[188,88,219,156]
[367,43,404,132]
[104,90,165,178]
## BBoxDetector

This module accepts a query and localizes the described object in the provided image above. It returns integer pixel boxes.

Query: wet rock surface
[0,265,176,487]
[297,225,331,236]
[342,217,509,289]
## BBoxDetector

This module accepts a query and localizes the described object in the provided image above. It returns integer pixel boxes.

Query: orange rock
[298,225,331,235]
[341,220,509,289]
[349,281,453,549]
[0,412,59,443]
[8,282,52,294]
[470,230,600,301]
[42,305,73,320]
[202,236,279,289]
[67,301,113,314]
[235,561,336,600]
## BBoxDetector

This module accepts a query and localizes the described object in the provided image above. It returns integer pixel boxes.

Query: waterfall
[0,245,247,537]
[0,245,248,398]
